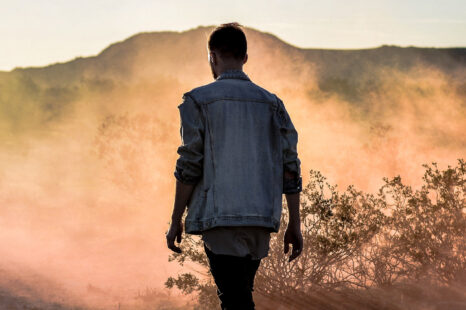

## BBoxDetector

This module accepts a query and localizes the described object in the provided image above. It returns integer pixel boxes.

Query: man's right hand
[284,224,303,262]
[166,220,183,253]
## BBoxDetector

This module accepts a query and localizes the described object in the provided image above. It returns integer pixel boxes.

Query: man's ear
[210,51,217,65]
[243,53,248,65]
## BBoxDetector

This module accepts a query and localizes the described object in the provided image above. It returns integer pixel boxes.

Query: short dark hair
[208,22,247,60]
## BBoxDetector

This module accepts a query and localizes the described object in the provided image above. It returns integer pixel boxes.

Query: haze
[0,25,464,308]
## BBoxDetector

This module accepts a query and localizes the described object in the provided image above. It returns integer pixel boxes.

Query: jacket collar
[216,69,251,81]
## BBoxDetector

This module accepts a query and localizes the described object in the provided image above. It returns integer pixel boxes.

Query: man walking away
[166,22,303,310]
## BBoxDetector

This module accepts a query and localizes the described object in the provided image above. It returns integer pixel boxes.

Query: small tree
[254,169,386,300]
[165,159,465,309]
[380,159,466,284]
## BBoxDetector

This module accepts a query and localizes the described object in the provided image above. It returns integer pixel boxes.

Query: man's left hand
[166,220,183,253]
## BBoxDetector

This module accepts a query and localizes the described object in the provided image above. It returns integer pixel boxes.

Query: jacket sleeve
[276,96,302,194]
[174,93,204,185]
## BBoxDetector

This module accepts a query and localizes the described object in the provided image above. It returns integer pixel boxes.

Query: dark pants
[204,242,261,310]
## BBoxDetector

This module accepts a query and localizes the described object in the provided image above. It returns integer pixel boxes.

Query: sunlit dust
[0,26,464,309]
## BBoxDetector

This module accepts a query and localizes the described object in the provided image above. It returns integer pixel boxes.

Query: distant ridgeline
[0,25,464,135]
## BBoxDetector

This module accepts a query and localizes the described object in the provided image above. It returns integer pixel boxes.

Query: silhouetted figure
[166,22,303,310]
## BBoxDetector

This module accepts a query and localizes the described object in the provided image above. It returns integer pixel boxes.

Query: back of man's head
[208,22,247,61]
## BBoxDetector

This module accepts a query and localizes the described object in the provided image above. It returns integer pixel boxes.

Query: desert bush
[165,159,465,309]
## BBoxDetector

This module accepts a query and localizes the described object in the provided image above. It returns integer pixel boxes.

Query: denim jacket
[174,69,302,235]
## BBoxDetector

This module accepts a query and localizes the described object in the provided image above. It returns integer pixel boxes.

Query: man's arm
[166,180,195,253]
[284,189,302,262]
[276,96,303,262]
[277,97,302,195]
[166,94,204,253]
[284,172,301,229]
[173,94,205,185]
[170,180,195,224]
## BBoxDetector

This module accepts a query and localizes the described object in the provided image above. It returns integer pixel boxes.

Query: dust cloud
[0,26,464,309]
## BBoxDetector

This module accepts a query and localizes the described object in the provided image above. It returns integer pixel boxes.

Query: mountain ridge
[0,24,464,139]
[4,25,465,73]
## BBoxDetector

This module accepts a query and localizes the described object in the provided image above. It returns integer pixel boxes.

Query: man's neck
[218,66,243,75]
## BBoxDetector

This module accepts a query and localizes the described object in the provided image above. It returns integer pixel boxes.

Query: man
[166,22,303,309]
